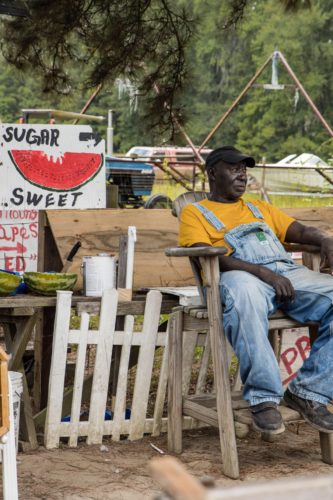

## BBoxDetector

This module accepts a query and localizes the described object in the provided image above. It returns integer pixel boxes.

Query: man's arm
[191,242,294,303]
[286,221,333,274]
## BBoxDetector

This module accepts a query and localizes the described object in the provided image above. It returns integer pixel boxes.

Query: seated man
[179,145,333,435]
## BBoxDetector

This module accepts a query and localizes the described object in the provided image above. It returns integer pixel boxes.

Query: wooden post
[44,291,73,448]
[167,308,184,453]
[34,210,63,411]
[320,432,333,465]
[201,255,239,479]
[111,235,128,409]
[106,184,119,208]
[0,347,9,438]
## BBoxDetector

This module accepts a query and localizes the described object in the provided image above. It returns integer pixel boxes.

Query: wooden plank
[68,329,168,346]
[87,289,118,445]
[303,251,321,272]
[111,316,134,441]
[69,312,90,447]
[33,375,94,430]
[0,308,35,316]
[8,312,38,371]
[283,207,333,232]
[168,309,184,453]
[40,306,57,409]
[18,365,38,449]
[182,331,198,396]
[37,210,46,273]
[201,255,239,479]
[2,372,19,500]
[0,295,177,316]
[48,415,205,438]
[149,456,207,500]
[32,309,43,411]
[186,394,217,408]
[320,432,333,465]
[45,209,193,288]
[117,235,128,288]
[152,325,169,436]
[183,313,313,333]
[150,455,333,500]
[183,398,219,428]
[106,184,119,208]
[37,210,63,272]
[207,474,333,499]
[195,334,210,394]
[0,357,9,437]
[75,297,177,316]
[129,291,162,440]
[2,321,38,448]
[44,291,73,449]
[111,234,128,411]
[0,296,102,308]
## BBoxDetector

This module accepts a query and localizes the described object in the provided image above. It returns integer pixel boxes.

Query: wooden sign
[279,328,310,386]
[0,208,38,272]
[0,124,106,210]
[0,124,106,272]
[39,209,194,289]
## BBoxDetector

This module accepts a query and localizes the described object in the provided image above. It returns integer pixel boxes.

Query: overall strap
[193,202,225,230]
[246,202,264,220]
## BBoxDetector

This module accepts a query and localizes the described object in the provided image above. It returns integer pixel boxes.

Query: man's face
[208,160,248,202]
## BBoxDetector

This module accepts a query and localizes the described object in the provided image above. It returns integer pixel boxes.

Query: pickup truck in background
[125,145,212,180]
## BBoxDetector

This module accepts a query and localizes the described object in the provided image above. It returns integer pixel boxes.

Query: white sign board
[279,327,310,386]
[0,124,106,272]
[0,209,38,272]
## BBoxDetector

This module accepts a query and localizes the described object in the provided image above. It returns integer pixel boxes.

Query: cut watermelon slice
[9,150,103,191]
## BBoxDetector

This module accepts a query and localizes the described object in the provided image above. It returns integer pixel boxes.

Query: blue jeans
[220,262,333,406]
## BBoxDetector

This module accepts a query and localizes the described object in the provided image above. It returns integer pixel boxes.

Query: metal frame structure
[170,50,333,194]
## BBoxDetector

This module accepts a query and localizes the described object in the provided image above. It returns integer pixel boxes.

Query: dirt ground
[14,423,333,499]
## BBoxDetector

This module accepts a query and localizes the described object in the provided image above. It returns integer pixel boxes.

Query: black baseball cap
[205,146,255,169]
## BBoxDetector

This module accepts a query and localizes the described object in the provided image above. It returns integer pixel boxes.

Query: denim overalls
[193,201,333,406]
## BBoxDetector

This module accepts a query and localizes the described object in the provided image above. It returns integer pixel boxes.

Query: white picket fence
[44,289,204,449]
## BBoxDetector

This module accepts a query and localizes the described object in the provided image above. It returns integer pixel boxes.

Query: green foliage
[182,0,333,162]
[0,0,194,134]
[0,0,331,163]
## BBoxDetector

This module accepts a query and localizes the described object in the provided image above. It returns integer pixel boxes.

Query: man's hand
[259,267,295,304]
[320,237,333,274]
[219,255,295,304]
[286,221,333,275]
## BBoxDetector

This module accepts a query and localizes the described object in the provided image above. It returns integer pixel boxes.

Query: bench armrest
[165,246,228,258]
[166,244,320,258]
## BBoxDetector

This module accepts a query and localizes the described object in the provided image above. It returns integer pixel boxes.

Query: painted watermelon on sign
[9,150,103,191]
[0,124,106,210]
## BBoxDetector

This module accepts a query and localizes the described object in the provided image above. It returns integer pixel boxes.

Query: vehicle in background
[106,156,154,207]
[250,153,333,196]
[106,156,172,208]
[125,145,212,180]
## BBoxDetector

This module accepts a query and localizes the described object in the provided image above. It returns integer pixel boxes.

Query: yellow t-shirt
[179,198,295,255]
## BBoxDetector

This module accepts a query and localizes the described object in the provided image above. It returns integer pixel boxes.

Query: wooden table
[0,293,178,449]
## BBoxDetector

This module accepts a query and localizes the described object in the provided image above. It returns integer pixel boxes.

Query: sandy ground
[13,423,333,499]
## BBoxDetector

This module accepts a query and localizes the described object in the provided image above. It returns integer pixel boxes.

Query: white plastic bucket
[9,371,23,453]
[82,254,117,297]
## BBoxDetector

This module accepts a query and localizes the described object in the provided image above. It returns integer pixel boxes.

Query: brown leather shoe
[250,401,285,434]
